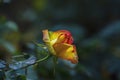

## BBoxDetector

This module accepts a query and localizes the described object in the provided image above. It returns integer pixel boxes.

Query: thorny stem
[7,54,50,75]
[11,54,51,71]
[8,42,50,73]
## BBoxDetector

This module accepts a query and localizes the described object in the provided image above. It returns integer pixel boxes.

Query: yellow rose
[42,29,78,64]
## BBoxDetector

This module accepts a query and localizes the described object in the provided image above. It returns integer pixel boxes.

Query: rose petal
[50,30,73,44]
[42,30,50,42]
[53,43,78,64]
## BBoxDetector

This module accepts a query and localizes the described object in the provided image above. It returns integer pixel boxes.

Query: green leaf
[2,41,16,53]
[0,70,5,80]
[5,21,18,31]
[16,75,27,80]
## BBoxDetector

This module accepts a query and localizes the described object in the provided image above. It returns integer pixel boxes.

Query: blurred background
[0,0,120,80]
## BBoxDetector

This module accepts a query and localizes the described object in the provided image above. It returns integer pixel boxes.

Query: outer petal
[53,43,78,64]
[42,30,56,55]
[42,30,50,42]
[50,30,73,44]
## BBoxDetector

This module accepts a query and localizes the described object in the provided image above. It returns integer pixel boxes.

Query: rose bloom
[42,29,78,64]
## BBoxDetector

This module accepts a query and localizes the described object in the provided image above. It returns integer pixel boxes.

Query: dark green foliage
[0,70,5,80]
[15,75,26,80]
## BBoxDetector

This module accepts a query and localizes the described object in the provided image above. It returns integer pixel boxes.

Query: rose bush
[42,29,78,64]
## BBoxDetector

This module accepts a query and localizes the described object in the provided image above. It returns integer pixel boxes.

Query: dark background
[0,0,120,80]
